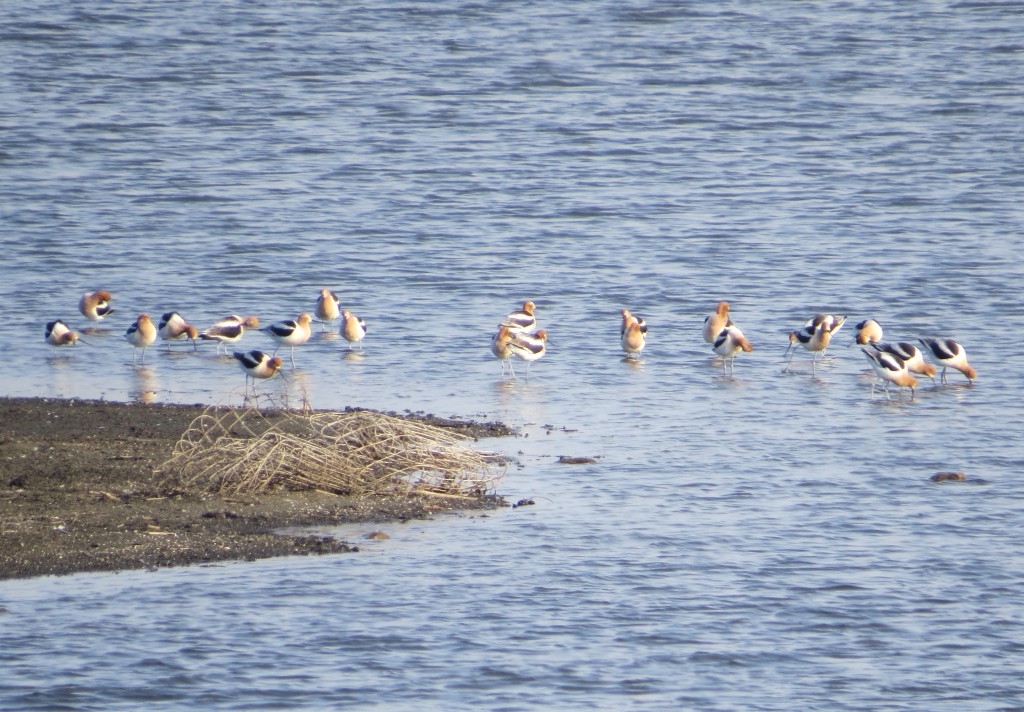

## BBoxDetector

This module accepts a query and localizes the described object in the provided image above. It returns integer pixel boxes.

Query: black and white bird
[501,300,538,335]
[702,301,732,344]
[79,290,114,322]
[863,347,918,400]
[233,350,284,391]
[260,313,313,366]
[45,319,80,347]
[713,325,753,375]
[125,314,157,365]
[919,338,976,384]
[508,329,549,379]
[871,342,936,380]
[158,311,198,351]
[199,315,260,354]
[784,321,832,375]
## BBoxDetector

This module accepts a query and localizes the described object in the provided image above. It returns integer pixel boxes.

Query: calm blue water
[3,0,1024,708]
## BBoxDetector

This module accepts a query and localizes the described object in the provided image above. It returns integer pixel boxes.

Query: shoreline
[0,397,513,580]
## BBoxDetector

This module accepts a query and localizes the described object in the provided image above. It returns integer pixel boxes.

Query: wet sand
[0,397,512,580]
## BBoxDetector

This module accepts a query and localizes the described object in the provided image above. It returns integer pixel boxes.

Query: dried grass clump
[158,407,505,499]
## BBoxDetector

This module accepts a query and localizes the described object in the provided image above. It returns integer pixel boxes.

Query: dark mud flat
[0,397,512,580]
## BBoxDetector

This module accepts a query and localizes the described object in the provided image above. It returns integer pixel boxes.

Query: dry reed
[158,406,505,498]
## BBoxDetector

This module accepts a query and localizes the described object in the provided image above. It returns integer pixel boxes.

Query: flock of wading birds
[45,292,977,401]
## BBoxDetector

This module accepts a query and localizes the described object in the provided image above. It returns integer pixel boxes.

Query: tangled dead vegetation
[158,407,506,499]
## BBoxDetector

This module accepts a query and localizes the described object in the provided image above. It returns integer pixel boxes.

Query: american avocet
[620,309,648,338]
[79,290,114,322]
[232,350,284,392]
[862,347,918,400]
[805,313,847,335]
[702,301,733,344]
[621,320,646,360]
[784,321,832,375]
[260,313,313,367]
[853,318,883,345]
[508,329,549,379]
[340,310,366,349]
[919,338,976,384]
[158,311,198,351]
[501,300,537,334]
[620,308,636,335]
[125,313,157,364]
[199,315,260,354]
[491,325,516,377]
[45,320,80,347]
[804,314,847,355]
[713,325,753,375]
[315,289,341,331]
[871,342,936,380]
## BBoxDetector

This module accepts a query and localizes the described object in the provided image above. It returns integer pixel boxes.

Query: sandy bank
[0,397,512,580]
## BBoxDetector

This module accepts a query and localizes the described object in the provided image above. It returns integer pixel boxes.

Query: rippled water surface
[3,0,1024,709]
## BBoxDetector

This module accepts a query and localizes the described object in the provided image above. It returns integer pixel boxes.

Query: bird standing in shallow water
[785,321,833,375]
[200,315,260,354]
[871,342,936,380]
[804,314,847,355]
[125,314,157,364]
[853,319,883,346]
[260,313,312,367]
[621,320,646,360]
[340,310,366,350]
[702,301,732,344]
[713,325,753,375]
[863,347,918,400]
[45,320,80,347]
[620,309,648,338]
[919,338,976,384]
[501,300,538,334]
[79,290,114,322]
[508,329,549,379]
[315,289,341,331]
[491,325,516,378]
[233,349,284,392]
[158,311,199,351]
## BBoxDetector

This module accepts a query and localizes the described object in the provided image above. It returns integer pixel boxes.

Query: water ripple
[3,0,1024,709]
